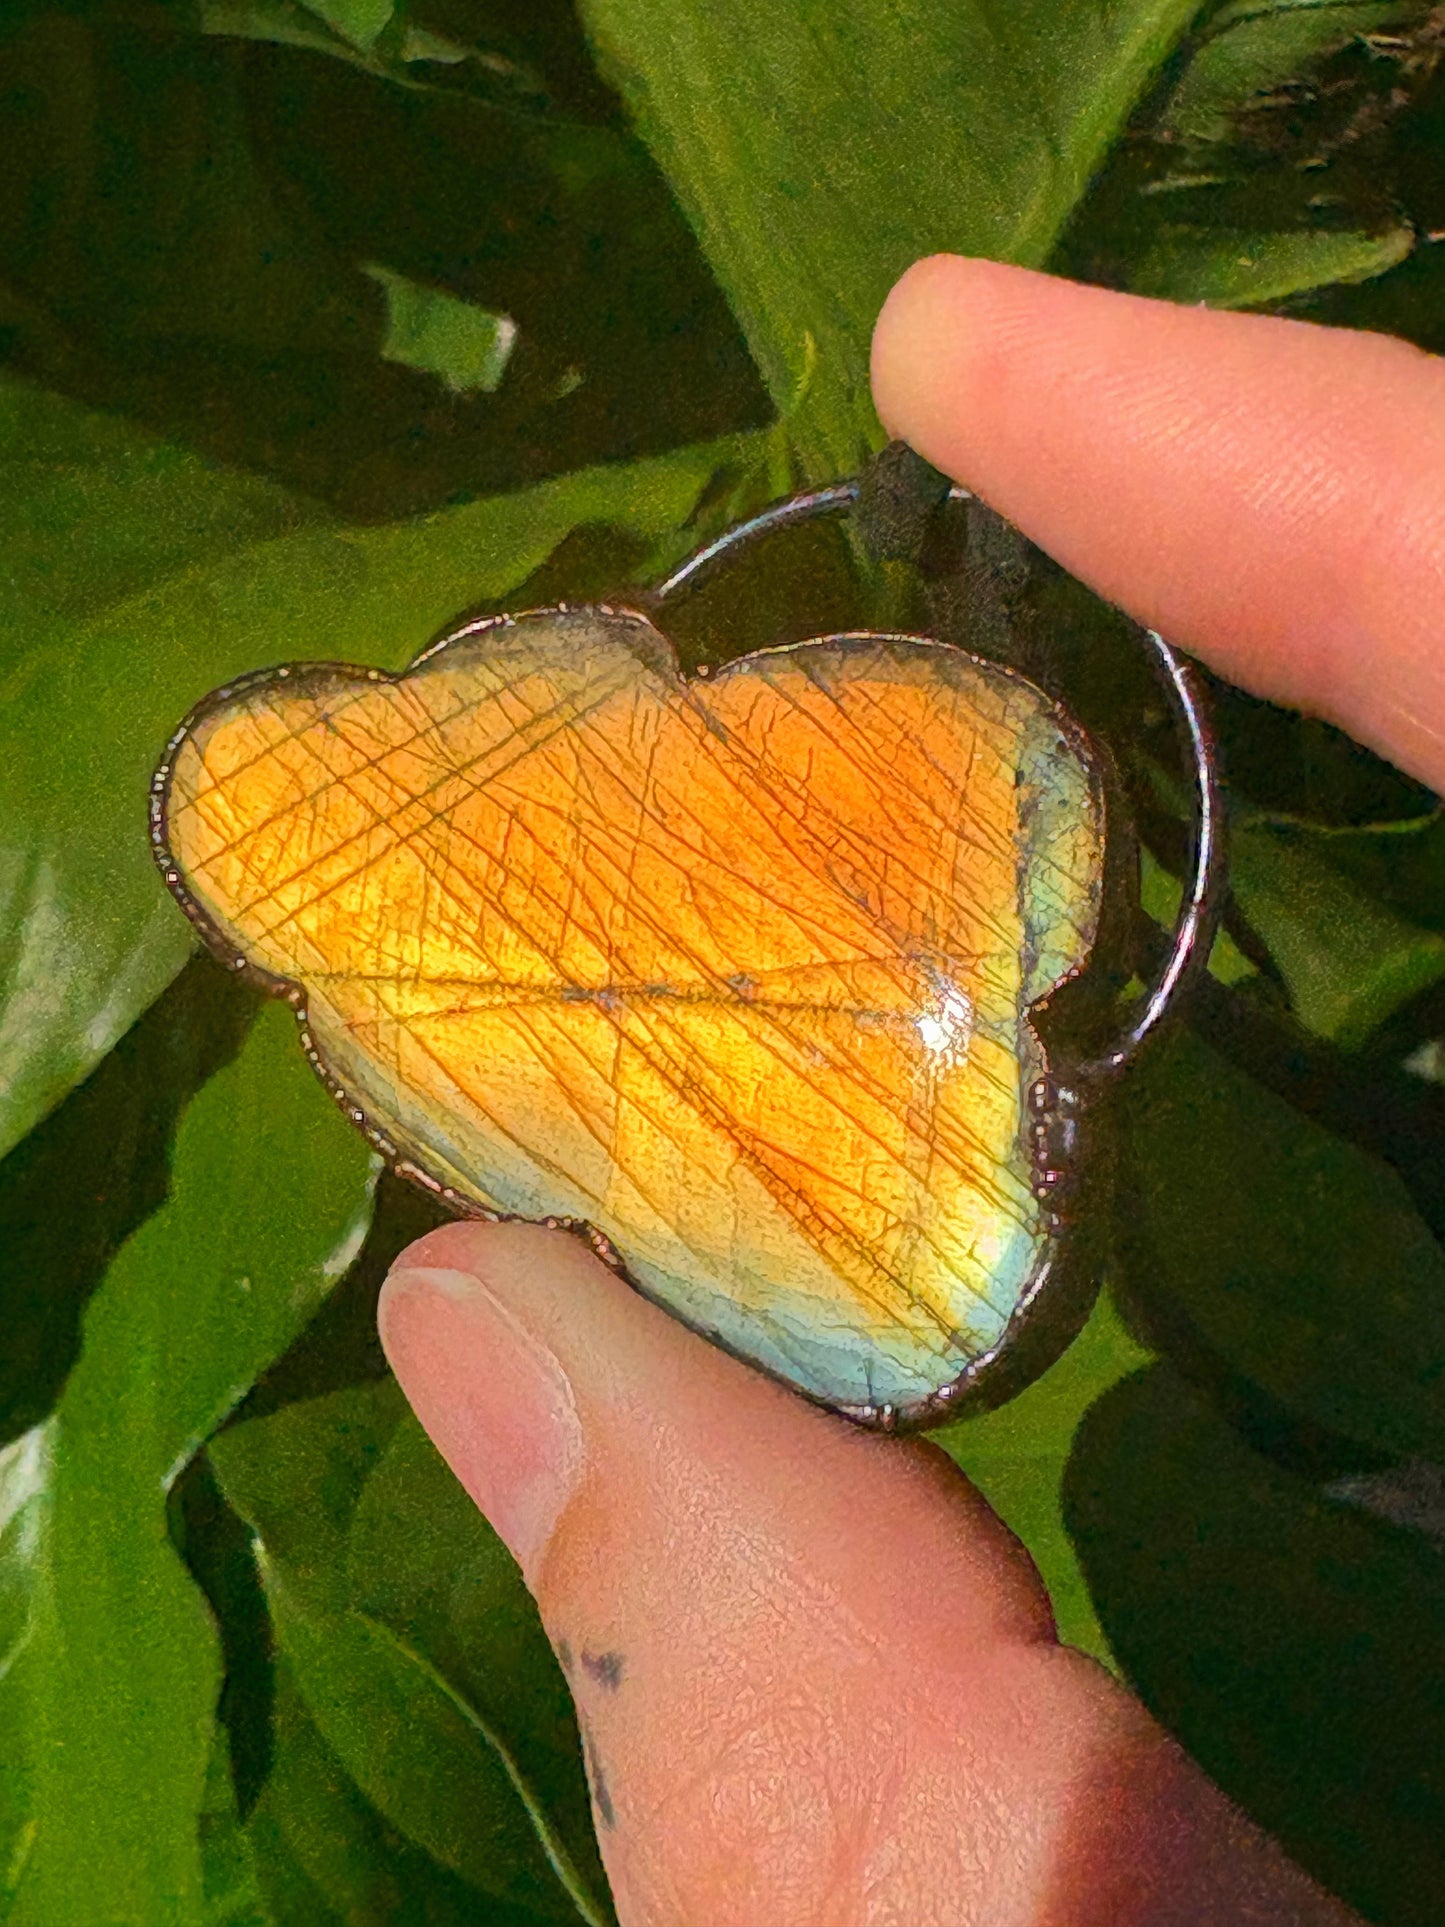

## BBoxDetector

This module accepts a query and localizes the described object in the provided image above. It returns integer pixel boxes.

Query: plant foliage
[2,2,1444,1921]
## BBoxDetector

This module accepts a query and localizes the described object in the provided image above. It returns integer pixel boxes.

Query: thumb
[379,1220,1352,1927]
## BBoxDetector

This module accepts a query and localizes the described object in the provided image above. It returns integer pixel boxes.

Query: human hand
[375,257,1430,1926]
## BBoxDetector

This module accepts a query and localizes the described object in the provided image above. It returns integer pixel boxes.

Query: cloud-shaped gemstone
[156,610,1103,1420]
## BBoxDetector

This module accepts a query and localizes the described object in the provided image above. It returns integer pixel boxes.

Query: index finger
[871,255,1445,796]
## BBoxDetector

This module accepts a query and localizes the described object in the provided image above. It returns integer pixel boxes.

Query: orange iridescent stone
[155,610,1104,1420]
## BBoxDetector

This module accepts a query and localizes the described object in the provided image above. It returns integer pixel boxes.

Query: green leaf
[364,265,519,394]
[186,0,547,107]
[0,378,324,629]
[212,1388,610,1924]
[1290,806,1445,932]
[1058,0,1429,312]
[1164,1,1423,145]
[297,0,392,53]
[0,15,382,366]
[578,0,1203,475]
[0,1424,47,1900]
[934,1290,1153,1667]
[0,1003,376,1927]
[199,1731,269,1927]
[0,957,256,1443]
[1139,848,1258,987]
[210,1384,407,1617]
[0,399,739,1160]
[348,1414,604,1907]
[1066,1360,1445,1927]
[271,1592,600,1922]
[246,1664,502,1926]
[187,0,368,62]
[1125,221,1414,306]
[0,375,324,1164]
[1119,1030,1445,1462]
[2,7,760,519]
[1231,820,1445,1043]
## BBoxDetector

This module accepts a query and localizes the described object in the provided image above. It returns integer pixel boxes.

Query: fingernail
[378,1264,584,1586]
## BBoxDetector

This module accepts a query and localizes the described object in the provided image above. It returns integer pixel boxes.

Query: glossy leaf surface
[211,1383,609,1923]
[0,1005,375,1926]
[1120,1031,1445,1463]
[938,1288,1153,1667]
[1067,1362,1445,1927]
[580,0,1203,474]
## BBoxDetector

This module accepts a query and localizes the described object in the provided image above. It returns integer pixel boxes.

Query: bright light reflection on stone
[916,984,974,1062]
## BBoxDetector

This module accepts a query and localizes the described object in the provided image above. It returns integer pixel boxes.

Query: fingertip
[872,252,987,443]
[871,254,1059,459]
[870,253,1445,789]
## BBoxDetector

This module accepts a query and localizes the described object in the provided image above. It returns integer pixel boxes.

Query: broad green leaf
[0,378,323,630]
[935,1290,1153,1668]
[1125,222,1413,307]
[0,408,740,1160]
[364,265,519,394]
[213,1388,609,1924]
[190,0,369,61]
[3,5,759,520]
[348,1413,604,1907]
[246,1792,348,1927]
[0,16,378,361]
[1266,807,1445,935]
[1059,0,1425,313]
[247,1665,505,1927]
[1066,1361,1445,1926]
[0,1423,47,1900]
[579,0,1203,475]
[210,1384,407,1618]
[0,1003,375,1927]
[1119,1030,1445,1461]
[0,374,323,1163]
[269,1588,600,1922]
[1232,820,1445,1043]
[245,1678,368,1927]
[0,957,255,1444]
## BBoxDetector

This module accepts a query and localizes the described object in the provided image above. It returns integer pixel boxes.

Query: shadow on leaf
[1065,1363,1445,1927]
[0,955,256,1446]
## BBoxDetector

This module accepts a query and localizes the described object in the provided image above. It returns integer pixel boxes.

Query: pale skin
[377,255,1445,1925]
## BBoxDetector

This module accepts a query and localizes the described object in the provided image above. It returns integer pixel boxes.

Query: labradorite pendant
[151,449,1222,1429]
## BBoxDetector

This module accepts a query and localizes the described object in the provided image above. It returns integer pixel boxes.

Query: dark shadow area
[421,515,665,649]
[1064,1363,1445,1927]
[1114,1029,1445,1469]
[1112,930,1445,1253]
[1056,4,1445,370]
[659,512,865,671]
[0,955,257,1446]
[233,1173,452,1424]
[170,1450,275,1817]
[0,8,769,521]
